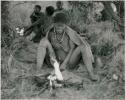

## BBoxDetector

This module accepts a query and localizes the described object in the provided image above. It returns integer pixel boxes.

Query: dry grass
[1,1,125,99]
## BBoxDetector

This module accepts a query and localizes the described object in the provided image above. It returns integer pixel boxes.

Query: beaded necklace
[54,27,65,43]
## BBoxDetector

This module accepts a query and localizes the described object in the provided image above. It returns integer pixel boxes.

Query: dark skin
[24,8,53,37]
[30,6,42,23]
[24,6,44,36]
[26,6,45,42]
[24,6,47,43]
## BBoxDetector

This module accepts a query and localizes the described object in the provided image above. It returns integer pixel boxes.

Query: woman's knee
[39,38,50,47]
[78,45,87,52]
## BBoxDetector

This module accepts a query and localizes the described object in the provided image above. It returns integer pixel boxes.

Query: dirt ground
[1,58,125,99]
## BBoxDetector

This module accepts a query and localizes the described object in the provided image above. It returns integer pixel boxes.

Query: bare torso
[49,30,70,62]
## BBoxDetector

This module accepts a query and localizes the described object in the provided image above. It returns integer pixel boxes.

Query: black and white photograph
[1,0,125,99]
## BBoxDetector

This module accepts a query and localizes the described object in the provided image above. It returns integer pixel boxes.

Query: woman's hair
[53,12,68,24]
[46,6,55,16]
[35,5,41,10]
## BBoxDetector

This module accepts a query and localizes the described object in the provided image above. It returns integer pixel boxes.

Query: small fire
[47,57,63,93]
[51,57,63,81]
[47,58,63,95]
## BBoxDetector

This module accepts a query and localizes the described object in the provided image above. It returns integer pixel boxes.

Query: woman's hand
[60,62,67,70]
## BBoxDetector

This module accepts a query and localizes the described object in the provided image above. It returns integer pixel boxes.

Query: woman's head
[53,12,68,24]
[53,12,68,33]
[55,23,65,33]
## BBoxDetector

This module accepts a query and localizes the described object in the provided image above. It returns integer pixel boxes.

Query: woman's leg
[69,45,98,80]
[68,46,81,69]
[37,38,55,70]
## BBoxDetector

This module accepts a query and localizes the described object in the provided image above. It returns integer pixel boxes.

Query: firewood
[38,82,49,95]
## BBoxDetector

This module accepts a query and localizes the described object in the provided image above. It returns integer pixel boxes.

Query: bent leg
[80,46,94,76]
[68,46,81,69]
[69,45,98,81]
[37,38,55,70]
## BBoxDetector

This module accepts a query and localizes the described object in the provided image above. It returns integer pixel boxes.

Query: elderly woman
[37,13,99,81]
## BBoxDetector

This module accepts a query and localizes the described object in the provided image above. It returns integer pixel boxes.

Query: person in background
[54,1,71,26]
[56,1,64,11]
[25,5,44,43]
[30,5,43,23]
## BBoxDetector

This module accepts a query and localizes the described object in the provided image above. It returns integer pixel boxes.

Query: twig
[38,82,49,96]
[15,73,51,82]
